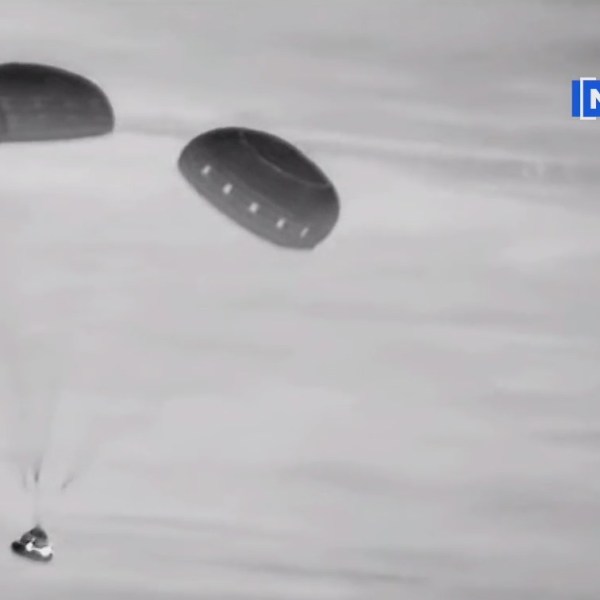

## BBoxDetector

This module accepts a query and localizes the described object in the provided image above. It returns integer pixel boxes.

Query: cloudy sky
[0,1,598,598]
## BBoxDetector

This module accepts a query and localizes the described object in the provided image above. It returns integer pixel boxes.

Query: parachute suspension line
[32,453,44,490]
[60,422,101,493]
[20,464,31,492]
[59,438,94,493]
[60,459,89,494]
[59,400,160,495]
[60,472,75,493]
[7,348,31,493]
[32,475,42,525]
[57,441,84,492]
[29,393,59,525]
[9,363,63,526]
[32,492,44,528]
[15,394,29,492]
[32,460,40,487]
[55,280,104,497]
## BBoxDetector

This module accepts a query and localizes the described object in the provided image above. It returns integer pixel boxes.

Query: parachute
[0,62,114,142]
[178,127,340,249]
[0,63,115,523]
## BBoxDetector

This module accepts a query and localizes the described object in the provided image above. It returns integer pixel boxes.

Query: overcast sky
[0,2,599,599]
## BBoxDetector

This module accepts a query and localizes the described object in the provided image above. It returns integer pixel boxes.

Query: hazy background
[0,1,598,598]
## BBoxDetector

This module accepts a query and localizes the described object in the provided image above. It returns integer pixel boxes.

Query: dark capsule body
[11,540,53,563]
